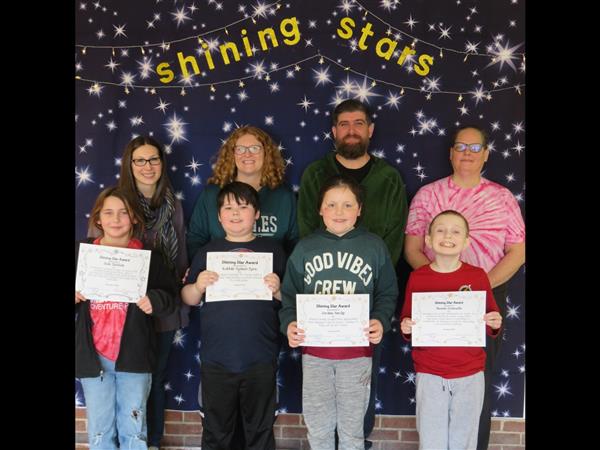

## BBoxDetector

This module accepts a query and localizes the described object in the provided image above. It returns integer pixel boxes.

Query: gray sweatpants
[416,371,484,450]
[302,354,371,450]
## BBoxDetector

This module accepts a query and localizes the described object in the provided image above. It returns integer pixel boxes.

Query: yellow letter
[177,52,201,77]
[240,29,253,57]
[396,46,416,66]
[280,17,301,45]
[156,62,174,84]
[358,23,374,50]
[258,28,279,50]
[337,17,355,40]
[375,38,397,60]
[219,42,240,65]
[414,54,434,76]
[201,43,215,70]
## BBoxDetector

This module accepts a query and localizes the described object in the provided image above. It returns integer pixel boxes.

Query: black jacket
[75,241,177,378]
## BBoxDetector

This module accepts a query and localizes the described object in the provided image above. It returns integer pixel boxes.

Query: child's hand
[196,270,218,292]
[287,321,305,348]
[484,311,502,330]
[366,319,383,344]
[400,317,416,335]
[75,291,87,304]
[136,295,153,315]
[263,273,281,300]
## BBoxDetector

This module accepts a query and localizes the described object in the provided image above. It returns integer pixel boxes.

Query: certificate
[75,243,151,303]
[411,291,486,347]
[205,252,273,302]
[296,294,370,347]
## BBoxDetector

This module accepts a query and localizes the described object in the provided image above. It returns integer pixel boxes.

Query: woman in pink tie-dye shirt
[403,125,525,450]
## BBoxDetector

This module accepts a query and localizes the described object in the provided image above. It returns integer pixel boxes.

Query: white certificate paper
[76,243,151,303]
[205,252,273,302]
[297,294,370,347]
[411,291,486,347]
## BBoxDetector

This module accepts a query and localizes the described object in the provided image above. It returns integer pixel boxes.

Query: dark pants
[200,362,277,450]
[476,283,508,450]
[147,329,176,447]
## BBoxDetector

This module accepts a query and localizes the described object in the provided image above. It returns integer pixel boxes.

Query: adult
[404,125,525,450]
[297,99,408,449]
[187,125,298,259]
[93,136,190,450]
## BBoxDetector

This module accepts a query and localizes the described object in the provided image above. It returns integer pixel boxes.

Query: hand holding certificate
[205,252,273,301]
[296,294,370,347]
[411,291,486,347]
[76,243,151,302]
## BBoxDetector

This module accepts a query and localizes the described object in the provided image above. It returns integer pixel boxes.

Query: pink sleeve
[503,190,526,245]
[405,187,433,237]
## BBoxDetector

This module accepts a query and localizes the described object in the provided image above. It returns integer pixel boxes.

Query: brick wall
[75,408,525,449]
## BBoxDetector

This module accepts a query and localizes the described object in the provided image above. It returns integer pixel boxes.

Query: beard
[335,135,370,159]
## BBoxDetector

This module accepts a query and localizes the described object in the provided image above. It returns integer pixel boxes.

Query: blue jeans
[80,354,152,450]
[147,329,176,447]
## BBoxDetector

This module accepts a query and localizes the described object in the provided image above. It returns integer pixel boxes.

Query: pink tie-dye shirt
[405,176,525,273]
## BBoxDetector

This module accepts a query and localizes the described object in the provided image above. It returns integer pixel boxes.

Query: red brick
[369,429,400,440]
[75,407,87,419]
[502,420,525,432]
[164,422,202,435]
[184,434,203,446]
[183,411,202,422]
[380,442,419,450]
[282,426,308,439]
[400,429,419,442]
[75,446,88,450]
[487,446,502,450]
[164,410,184,421]
[276,413,301,425]
[75,419,87,432]
[160,434,185,445]
[275,437,303,449]
[489,432,521,445]
[75,432,88,443]
[379,417,417,429]
[491,419,502,431]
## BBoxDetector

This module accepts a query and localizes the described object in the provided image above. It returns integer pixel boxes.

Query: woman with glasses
[403,125,525,450]
[187,126,298,259]
[89,136,189,450]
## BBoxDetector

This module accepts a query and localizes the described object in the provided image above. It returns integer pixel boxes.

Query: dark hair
[332,99,373,125]
[451,125,488,148]
[217,181,260,212]
[317,174,364,210]
[88,186,144,239]
[119,135,174,209]
[428,209,470,235]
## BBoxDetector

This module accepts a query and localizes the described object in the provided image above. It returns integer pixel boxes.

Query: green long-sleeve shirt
[297,152,408,265]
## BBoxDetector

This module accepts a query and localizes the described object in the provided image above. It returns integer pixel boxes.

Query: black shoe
[364,439,373,449]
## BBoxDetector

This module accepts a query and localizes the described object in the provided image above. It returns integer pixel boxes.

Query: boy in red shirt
[400,210,502,450]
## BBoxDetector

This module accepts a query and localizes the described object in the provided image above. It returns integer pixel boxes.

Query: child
[181,181,286,450]
[400,210,502,450]
[75,187,177,450]
[279,174,398,450]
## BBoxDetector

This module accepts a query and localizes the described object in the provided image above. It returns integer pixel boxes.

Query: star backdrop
[75,0,525,418]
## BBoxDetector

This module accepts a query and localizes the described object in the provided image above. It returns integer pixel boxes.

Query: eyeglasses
[234,145,262,155]
[132,157,162,166]
[452,142,485,153]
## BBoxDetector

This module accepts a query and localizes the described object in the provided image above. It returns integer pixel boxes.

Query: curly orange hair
[207,126,286,189]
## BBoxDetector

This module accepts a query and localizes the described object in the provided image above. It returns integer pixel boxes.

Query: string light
[75,52,525,98]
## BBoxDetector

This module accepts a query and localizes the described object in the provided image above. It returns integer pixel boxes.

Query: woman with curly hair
[187,125,298,259]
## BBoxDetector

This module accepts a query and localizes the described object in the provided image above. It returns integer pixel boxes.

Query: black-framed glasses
[234,145,262,155]
[453,142,485,153]
[132,156,162,166]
